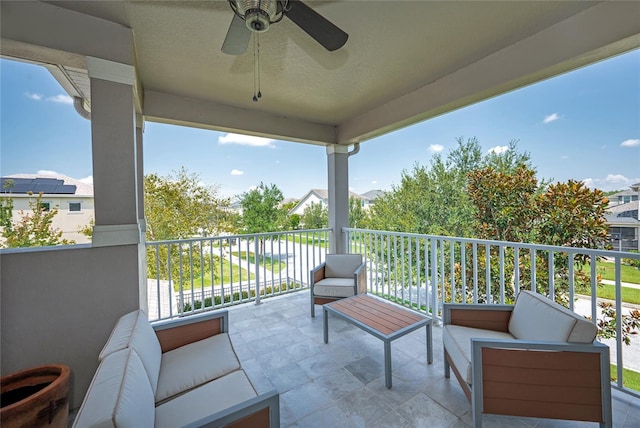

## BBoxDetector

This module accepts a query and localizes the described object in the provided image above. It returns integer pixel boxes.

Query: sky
[1,49,639,200]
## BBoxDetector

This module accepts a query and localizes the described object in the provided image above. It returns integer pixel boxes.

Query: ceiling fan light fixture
[230,0,285,33]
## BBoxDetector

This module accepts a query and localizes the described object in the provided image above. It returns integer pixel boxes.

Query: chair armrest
[354,262,367,294]
[443,303,513,332]
[152,310,229,353]
[186,389,280,428]
[310,262,327,287]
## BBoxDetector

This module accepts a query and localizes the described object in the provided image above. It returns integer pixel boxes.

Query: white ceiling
[3,1,640,146]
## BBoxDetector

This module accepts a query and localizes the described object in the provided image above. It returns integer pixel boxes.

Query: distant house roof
[1,174,94,196]
[361,189,385,200]
[607,200,639,214]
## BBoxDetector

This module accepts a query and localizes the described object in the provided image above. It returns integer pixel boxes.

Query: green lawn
[591,284,640,305]
[611,365,640,392]
[235,251,286,273]
[174,258,254,291]
[582,261,640,284]
[287,235,328,248]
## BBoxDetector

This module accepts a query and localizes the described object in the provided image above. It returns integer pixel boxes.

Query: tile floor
[225,291,640,428]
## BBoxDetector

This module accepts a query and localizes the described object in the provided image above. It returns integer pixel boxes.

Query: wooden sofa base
[445,341,610,427]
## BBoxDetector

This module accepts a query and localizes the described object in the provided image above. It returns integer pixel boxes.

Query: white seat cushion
[313,278,356,297]
[509,290,597,343]
[73,348,155,428]
[154,370,257,428]
[324,254,362,278]
[155,333,241,403]
[99,310,162,394]
[443,325,514,385]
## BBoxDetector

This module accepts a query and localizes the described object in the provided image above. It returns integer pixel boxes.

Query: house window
[69,202,81,212]
[38,202,51,211]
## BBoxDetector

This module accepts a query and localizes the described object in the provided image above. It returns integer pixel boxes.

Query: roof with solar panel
[1,174,93,196]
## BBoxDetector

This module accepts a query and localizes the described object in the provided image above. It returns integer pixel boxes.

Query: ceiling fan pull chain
[253,33,262,102]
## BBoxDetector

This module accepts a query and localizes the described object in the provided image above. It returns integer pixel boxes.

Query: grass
[287,235,328,248]
[611,365,640,392]
[582,261,640,284]
[235,251,286,273]
[173,258,254,291]
[590,284,640,305]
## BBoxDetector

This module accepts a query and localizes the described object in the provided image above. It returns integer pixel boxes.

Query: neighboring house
[360,189,385,209]
[1,174,94,244]
[605,183,640,251]
[607,182,640,206]
[289,188,381,216]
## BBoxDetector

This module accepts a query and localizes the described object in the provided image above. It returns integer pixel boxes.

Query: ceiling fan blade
[222,14,251,55]
[285,0,348,52]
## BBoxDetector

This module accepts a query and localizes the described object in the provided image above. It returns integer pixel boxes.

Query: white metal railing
[145,229,330,321]
[345,227,640,397]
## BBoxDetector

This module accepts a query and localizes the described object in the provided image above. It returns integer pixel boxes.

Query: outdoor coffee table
[323,293,433,389]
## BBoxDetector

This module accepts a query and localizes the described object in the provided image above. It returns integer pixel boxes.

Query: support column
[87,57,141,246]
[136,117,148,312]
[327,145,350,254]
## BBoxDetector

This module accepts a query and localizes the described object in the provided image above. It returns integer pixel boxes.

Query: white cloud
[36,170,60,176]
[230,169,244,176]
[218,133,275,148]
[582,174,640,191]
[620,138,640,148]
[488,145,508,155]
[25,92,43,101]
[371,180,377,185]
[428,144,444,153]
[79,176,93,185]
[46,94,73,105]
[543,113,560,124]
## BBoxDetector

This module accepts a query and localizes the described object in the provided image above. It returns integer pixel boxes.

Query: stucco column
[327,145,350,254]
[135,117,148,311]
[87,57,141,246]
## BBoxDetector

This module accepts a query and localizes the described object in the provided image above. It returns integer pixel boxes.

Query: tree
[301,202,328,229]
[467,165,540,243]
[368,137,492,237]
[239,182,286,234]
[144,168,231,289]
[349,197,367,228]
[145,167,230,241]
[281,199,300,230]
[1,192,74,248]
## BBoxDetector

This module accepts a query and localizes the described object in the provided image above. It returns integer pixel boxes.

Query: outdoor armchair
[310,254,366,317]
[443,290,612,428]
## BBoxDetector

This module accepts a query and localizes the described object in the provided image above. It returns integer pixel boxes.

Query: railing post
[255,237,261,305]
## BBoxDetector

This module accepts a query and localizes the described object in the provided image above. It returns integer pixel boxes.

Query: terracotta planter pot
[0,364,70,428]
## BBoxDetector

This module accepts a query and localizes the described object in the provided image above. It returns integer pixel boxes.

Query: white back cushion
[155,333,241,403]
[99,310,162,394]
[324,254,363,278]
[73,349,155,428]
[508,290,597,343]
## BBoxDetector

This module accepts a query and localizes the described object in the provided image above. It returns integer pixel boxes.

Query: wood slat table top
[326,294,428,336]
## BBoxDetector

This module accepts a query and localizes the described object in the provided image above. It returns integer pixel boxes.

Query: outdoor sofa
[73,309,279,427]
[443,289,612,428]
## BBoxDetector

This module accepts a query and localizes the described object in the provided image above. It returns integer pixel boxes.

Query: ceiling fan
[222,0,349,55]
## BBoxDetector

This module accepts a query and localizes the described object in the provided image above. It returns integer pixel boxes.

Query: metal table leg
[384,340,392,389]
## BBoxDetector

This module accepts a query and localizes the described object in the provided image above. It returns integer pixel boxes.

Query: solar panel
[0,178,77,194]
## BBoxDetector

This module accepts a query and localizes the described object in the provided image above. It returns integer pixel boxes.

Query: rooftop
[212,291,639,427]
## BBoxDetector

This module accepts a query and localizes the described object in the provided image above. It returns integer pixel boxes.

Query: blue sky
[1,49,639,200]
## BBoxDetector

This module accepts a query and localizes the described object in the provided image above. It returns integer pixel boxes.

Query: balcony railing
[146,227,640,397]
[345,227,640,397]
[145,228,330,321]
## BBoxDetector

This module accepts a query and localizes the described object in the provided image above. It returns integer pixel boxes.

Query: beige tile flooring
[225,291,640,428]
